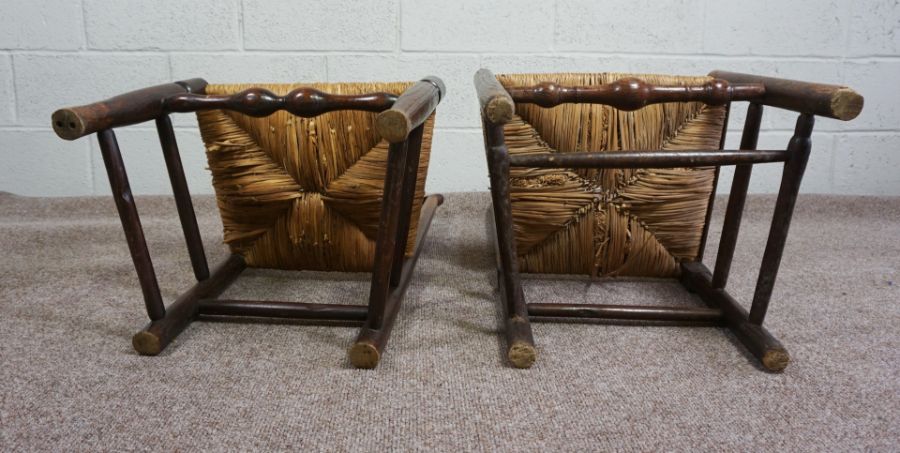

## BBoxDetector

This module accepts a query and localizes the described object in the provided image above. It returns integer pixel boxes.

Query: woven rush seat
[496,73,726,278]
[197,82,435,272]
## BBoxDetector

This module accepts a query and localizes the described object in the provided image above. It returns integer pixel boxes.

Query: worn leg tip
[132,331,162,356]
[349,342,380,369]
[508,342,536,369]
[762,349,790,372]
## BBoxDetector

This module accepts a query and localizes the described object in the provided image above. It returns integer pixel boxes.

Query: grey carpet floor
[1,192,898,451]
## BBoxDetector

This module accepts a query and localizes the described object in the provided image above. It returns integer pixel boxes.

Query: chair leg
[349,195,443,368]
[487,143,536,368]
[132,255,245,355]
[681,261,789,372]
[390,125,425,287]
[749,114,814,325]
[97,129,165,321]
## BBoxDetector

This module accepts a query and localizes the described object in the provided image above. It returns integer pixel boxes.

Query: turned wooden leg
[681,261,789,372]
[485,123,535,368]
[97,129,165,321]
[132,255,244,355]
[349,194,443,368]
[748,114,814,325]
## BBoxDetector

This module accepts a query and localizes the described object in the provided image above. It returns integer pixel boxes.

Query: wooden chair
[475,69,863,371]
[52,76,446,368]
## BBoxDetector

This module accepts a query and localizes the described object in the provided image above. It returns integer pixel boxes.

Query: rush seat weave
[496,73,726,277]
[197,82,435,272]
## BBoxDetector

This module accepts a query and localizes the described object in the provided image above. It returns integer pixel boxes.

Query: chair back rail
[506,78,765,110]
[475,68,864,124]
[51,78,444,141]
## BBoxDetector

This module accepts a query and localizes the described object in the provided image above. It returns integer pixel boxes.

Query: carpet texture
[1,191,898,451]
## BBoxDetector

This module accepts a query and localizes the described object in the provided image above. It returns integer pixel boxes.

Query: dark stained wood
[156,115,209,282]
[485,121,536,369]
[713,103,764,289]
[132,254,246,355]
[527,303,724,323]
[97,129,165,321]
[709,70,864,120]
[165,87,397,117]
[474,68,515,124]
[52,78,207,140]
[198,299,368,322]
[506,77,765,110]
[376,77,445,143]
[680,261,790,372]
[364,139,409,330]
[507,149,787,169]
[349,194,445,368]
[749,114,815,325]
[390,124,426,287]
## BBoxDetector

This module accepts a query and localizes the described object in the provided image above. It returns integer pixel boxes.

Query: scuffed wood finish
[474,68,515,124]
[709,70,864,120]
[376,76,445,142]
[52,78,207,140]
[165,86,398,117]
[506,77,765,110]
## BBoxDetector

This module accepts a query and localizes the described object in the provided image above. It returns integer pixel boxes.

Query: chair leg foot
[508,341,536,369]
[132,331,162,356]
[681,261,791,372]
[761,348,790,372]
[348,341,380,369]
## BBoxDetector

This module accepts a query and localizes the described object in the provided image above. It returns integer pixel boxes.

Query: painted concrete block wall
[1,0,898,197]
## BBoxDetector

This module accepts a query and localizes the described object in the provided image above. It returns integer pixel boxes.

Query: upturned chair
[475,69,863,371]
[52,76,445,368]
